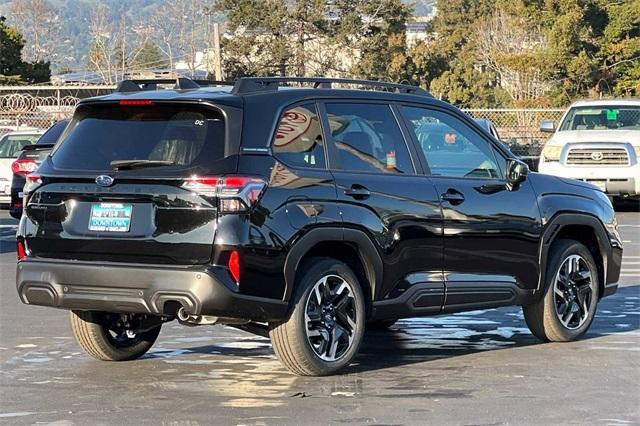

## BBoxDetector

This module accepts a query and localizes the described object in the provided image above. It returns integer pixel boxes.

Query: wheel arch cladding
[540,214,609,298]
[283,227,383,316]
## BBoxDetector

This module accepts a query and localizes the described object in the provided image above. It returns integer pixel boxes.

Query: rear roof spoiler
[21,143,55,151]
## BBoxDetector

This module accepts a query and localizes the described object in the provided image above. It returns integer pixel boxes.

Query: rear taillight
[11,159,38,175]
[17,240,27,261]
[23,174,42,193]
[182,176,266,213]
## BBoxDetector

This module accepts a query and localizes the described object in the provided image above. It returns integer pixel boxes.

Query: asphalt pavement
[0,208,638,425]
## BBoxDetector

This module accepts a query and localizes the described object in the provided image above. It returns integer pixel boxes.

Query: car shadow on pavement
[614,200,640,212]
[149,285,639,374]
[349,284,640,373]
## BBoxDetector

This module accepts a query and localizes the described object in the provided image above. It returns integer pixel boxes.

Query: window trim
[269,101,330,171]
[319,99,419,176]
[398,103,508,180]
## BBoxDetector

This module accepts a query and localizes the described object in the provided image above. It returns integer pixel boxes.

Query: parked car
[9,120,70,219]
[0,130,44,207]
[538,99,640,201]
[16,77,622,376]
[474,119,540,171]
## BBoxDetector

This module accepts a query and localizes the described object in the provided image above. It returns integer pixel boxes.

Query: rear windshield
[559,106,640,131]
[38,120,69,144]
[0,134,41,158]
[51,103,226,172]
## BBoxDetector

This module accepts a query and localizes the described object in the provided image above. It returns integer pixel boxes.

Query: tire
[523,239,600,342]
[367,319,397,330]
[70,311,162,361]
[269,257,366,376]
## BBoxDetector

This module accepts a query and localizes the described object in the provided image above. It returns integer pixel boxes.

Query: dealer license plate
[89,203,133,232]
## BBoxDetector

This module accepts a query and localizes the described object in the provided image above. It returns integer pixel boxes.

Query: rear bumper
[16,259,288,322]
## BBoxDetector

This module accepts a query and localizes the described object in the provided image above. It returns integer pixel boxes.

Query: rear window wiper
[110,159,176,170]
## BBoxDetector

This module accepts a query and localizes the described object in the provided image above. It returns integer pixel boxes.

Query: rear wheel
[70,311,162,361]
[269,258,365,376]
[523,239,599,342]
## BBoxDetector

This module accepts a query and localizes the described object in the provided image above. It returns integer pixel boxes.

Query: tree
[130,42,169,70]
[150,0,211,78]
[217,0,412,80]
[10,0,62,63]
[218,0,326,77]
[598,0,640,96]
[474,10,555,106]
[87,6,153,83]
[0,18,50,84]
[338,0,414,82]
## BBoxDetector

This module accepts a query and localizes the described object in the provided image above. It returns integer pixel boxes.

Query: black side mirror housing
[506,159,529,188]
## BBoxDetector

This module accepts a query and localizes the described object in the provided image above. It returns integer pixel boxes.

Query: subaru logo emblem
[95,175,114,187]
[590,151,604,161]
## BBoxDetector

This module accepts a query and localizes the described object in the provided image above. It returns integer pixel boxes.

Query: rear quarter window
[51,103,226,173]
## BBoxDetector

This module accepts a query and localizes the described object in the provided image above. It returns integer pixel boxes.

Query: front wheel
[523,239,599,342]
[70,311,162,361]
[269,258,366,376]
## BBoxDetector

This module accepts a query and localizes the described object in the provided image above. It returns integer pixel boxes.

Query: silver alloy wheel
[553,254,594,330]
[304,274,357,361]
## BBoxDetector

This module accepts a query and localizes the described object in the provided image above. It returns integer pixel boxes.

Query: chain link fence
[0,86,113,137]
[1,87,566,168]
[465,109,564,158]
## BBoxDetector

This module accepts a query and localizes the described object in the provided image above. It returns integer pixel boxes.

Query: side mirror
[540,120,556,133]
[506,158,529,188]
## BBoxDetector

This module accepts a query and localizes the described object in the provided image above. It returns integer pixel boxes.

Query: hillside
[0,0,436,72]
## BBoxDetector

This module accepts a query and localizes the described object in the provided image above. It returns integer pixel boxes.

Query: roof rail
[231,77,431,96]
[114,77,233,93]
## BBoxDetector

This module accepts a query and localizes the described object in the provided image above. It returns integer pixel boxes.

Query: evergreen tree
[0,17,51,84]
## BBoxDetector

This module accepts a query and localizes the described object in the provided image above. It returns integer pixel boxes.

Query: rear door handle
[344,185,371,200]
[441,189,465,205]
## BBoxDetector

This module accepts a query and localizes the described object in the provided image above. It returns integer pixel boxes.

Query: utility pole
[213,23,223,81]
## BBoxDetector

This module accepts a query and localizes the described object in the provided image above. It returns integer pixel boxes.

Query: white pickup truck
[538,99,640,201]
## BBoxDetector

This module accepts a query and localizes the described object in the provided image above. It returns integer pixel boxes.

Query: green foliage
[342,0,414,82]
[130,42,169,70]
[217,0,413,81]
[0,19,50,84]
[430,61,509,108]
[411,0,640,106]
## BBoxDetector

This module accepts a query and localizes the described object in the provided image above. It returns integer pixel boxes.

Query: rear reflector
[11,159,38,175]
[17,240,26,261]
[228,250,240,283]
[119,99,154,106]
[24,174,42,193]
[182,176,266,212]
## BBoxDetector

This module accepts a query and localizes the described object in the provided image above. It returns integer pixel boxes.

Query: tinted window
[402,106,503,179]
[38,120,69,144]
[326,103,413,174]
[0,134,41,158]
[272,103,325,168]
[52,104,225,173]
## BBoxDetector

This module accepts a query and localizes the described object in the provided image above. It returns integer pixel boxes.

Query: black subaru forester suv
[16,77,622,376]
